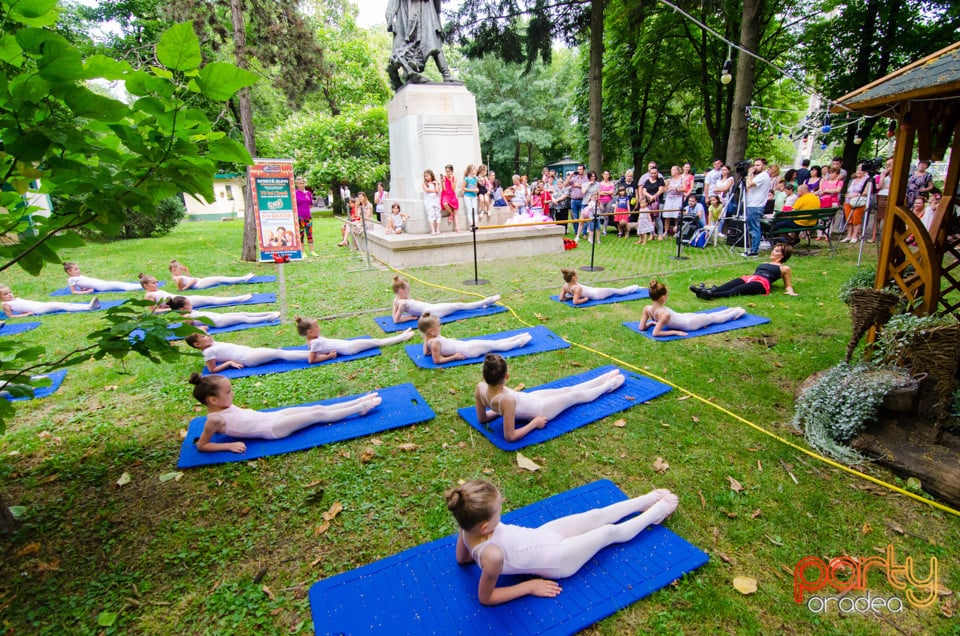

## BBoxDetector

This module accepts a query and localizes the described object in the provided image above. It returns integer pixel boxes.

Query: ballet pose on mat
[474,353,625,442]
[188,373,381,453]
[140,274,252,309]
[640,280,746,337]
[168,296,280,330]
[1,285,100,317]
[446,479,679,605]
[63,262,141,293]
[391,276,500,324]
[168,259,255,290]
[295,316,414,363]
[690,244,796,299]
[186,333,309,372]
[559,268,639,305]
[417,313,532,364]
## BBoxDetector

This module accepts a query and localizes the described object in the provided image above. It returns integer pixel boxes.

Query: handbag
[847,193,867,208]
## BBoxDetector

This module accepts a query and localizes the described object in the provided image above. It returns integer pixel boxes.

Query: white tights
[444,333,531,358]
[186,292,253,307]
[271,394,379,438]
[316,331,412,355]
[530,369,623,419]
[418,295,500,318]
[190,274,254,289]
[582,284,639,300]
[241,347,310,366]
[538,491,678,578]
[201,311,279,327]
[669,307,745,332]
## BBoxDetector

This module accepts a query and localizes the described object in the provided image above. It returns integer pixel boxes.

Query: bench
[766,207,840,254]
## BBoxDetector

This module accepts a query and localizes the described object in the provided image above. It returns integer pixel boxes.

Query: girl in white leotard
[139,274,252,309]
[1,285,100,317]
[295,316,414,364]
[474,353,626,442]
[169,259,255,290]
[417,313,532,364]
[167,296,279,330]
[391,276,500,324]
[188,373,381,453]
[446,480,679,605]
[640,279,746,337]
[559,268,639,305]
[63,262,141,293]
[185,333,309,373]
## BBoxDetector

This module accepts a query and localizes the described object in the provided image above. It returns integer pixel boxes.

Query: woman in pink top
[597,170,616,234]
[680,163,695,199]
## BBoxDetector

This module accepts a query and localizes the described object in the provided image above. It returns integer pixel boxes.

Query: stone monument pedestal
[387,84,482,234]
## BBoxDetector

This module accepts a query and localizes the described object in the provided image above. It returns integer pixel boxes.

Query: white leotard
[175,274,251,290]
[189,310,274,328]
[398,298,432,317]
[68,275,140,292]
[149,289,250,307]
[656,306,744,332]
[217,405,282,440]
[484,387,543,419]
[5,298,91,314]
[469,523,563,575]
[308,336,353,354]
[203,342,255,365]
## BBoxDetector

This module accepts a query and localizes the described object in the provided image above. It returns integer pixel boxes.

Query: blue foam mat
[550,288,649,307]
[50,281,165,296]
[458,365,672,450]
[200,338,380,379]
[4,369,68,402]
[309,479,709,636]
[177,382,435,468]
[165,319,282,341]
[189,291,276,310]
[623,306,771,341]
[375,304,507,333]
[181,275,276,289]
[13,299,127,317]
[0,322,41,337]
[404,326,570,369]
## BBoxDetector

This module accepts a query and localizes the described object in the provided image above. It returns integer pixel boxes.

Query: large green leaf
[155,21,201,72]
[64,86,129,121]
[0,34,23,66]
[83,55,130,81]
[6,0,58,26]
[38,38,83,83]
[195,62,258,101]
[204,137,251,164]
[7,130,50,162]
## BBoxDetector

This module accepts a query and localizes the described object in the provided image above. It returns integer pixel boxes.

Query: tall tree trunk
[725,0,761,166]
[588,0,604,172]
[233,0,259,262]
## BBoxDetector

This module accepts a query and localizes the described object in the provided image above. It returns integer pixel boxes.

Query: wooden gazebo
[833,41,960,317]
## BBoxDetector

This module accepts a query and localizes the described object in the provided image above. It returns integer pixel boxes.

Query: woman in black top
[690,244,797,298]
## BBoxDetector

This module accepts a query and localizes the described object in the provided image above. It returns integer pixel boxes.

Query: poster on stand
[249,158,302,262]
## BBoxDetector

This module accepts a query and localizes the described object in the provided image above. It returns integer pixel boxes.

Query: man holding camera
[743,158,772,257]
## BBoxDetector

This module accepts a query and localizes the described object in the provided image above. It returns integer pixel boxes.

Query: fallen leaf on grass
[697,490,706,508]
[159,471,183,483]
[939,585,954,597]
[398,443,419,451]
[717,553,733,564]
[36,559,60,572]
[16,542,40,557]
[765,534,784,546]
[514,383,525,391]
[262,585,275,601]
[370,439,384,446]
[339,450,351,459]
[941,599,955,618]
[886,520,905,535]
[310,555,324,567]
[193,405,203,412]
[38,431,50,440]
[677,395,691,401]
[178,428,187,440]
[727,476,744,493]
[314,521,330,537]
[652,457,670,473]
[861,522,872,535]
[750,509,762,519]
[725,511,738,518]
[482,467,495,475]
[359,447,375,463]
[116,472,131,487]
[612,418,626,428]
[733,576,758,595]
[104,385,119,391]
[691,415,700,423]
[516,452,541,472]
[322,502,343,522]
[534,312,548,322]
[448,388,457,395]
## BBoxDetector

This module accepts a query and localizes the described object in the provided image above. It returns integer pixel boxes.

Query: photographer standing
[744,158,772,257]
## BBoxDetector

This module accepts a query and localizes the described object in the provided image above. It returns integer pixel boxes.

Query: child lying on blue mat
[1,285,100,316]
[296,317,413,363]
[640,280,745,337]
[418,313,531,364]
[188,373,381,453]
[392,276,500,323]
[168,296,279,330]
[475,354,624,442]
[446,480,678,605]
[560,268,639,305]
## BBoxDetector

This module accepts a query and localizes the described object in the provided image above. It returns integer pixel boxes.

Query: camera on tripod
[859,157,883,174]
[734,160,752,175]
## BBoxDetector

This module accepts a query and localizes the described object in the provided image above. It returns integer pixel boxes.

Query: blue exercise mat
[375,304,507,333]
[179,275,276,289]
[12,299,127,317]
[165,319,282,341]
[623,306,771,342]
[200,338,381,379]
[458,365,672,451]
[404,326,570,369]
[309,479,709,636]
[189,291,276,310]
[3,369,68,402]
[177,382,435,468]
[0,322,41,337]
[50,281,165,296]
[550,288,650,307]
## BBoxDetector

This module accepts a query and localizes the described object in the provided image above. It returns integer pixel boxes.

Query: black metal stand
[463,223,489,286]
[672,217,689,261]
[580,217,604,272]
[855,179,874,267]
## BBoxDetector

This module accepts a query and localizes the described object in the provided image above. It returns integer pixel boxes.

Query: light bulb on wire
[853,129,863,145]
[720,45,733,85]
[821,114,832,134]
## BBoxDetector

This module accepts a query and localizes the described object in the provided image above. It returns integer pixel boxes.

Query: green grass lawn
[1,218,957,635]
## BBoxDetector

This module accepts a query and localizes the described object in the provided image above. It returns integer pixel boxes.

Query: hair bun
[188,372,202,385]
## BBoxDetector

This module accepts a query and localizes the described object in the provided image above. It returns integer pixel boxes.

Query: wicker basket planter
[846,288,900,362]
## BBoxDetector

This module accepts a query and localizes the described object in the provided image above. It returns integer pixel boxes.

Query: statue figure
[385,0,458,90]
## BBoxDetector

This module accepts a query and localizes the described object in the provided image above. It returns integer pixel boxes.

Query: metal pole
[580,214,604,272]
[463,222,489,285]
